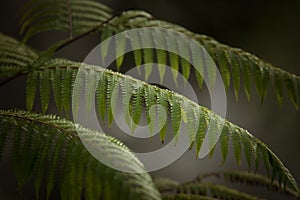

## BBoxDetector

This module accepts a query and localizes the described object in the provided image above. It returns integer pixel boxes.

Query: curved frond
[22,58,300,196]
[0,33,38,79]
[174,182,261,200]
[196,170,299,198]
[0,109,161,200]
[162,193,216,200]
[100,11,300,108]
[20,0,113,42]
[153,177,179,192]
[157,170,300,200]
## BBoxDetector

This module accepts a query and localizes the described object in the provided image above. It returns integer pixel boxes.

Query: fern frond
[0,33,38,78]
[96,10,300,108]
[175,182,261,200]
[21,58,300,196]
[196,170,299,198]
[153,177,179,192]
[20,0,113,42]
[0,109,161,200]
[153,20,299,107]
[162,193,216,200]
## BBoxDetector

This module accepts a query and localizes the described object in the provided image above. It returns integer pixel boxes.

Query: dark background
[1,0,300,199]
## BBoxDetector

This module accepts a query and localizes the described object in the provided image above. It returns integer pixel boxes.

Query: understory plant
[0,0,299,199]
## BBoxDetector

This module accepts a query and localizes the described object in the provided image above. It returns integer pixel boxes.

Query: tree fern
[0,109,161,200]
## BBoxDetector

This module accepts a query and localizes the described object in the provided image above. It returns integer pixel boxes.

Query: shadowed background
[0,0,300,199]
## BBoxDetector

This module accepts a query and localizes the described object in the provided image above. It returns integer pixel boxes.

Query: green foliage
[0,33,38,78]
[20,0,113,42]
[18,58,299,196]
[196,170,299,198]
[101,12,300,108]
[0,0,299,199]
[0,30,299,196]
[157,170,300,200]
[175,182,260,200]
[153,177,179,192]
[0,109,161,200]
[20,0,300,108]
[162,194,216,200]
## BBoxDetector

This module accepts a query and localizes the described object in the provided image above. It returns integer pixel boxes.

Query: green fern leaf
[168,95,181,140]
[166,32,180,86]
[283,73,298,109]
[231,128,242,165]
[190,43,205,90]
[157,90,168,142]
[239,56,252,101]
[194,109,209,157]
[252,62,270,103]
[144,85,157,135]
[96,71,107,120]
[273,71,284,106]
[51,67,63,112]
[115,34,127,71]
[106,74,118,127]
[213,45,231,92]
[33,129,53,199]
[26,70,38,111]
[100,27,113,66]
[39,69,51,113]
[229,51,241,100]
[201,46,217,89]
[181,101,197,144]
[85,68,100,114]
[12,126,24,190]
[120,77,133,130]
[177,37,191,85]
[241,131,255,170]
[257,144,271,177]
[46,134,64,199]
[72,67,85,119]
[219,123,230,164]
[152,29,167,82]
[62,67,75,116]
[0,122,9,161]
[129,30,143,74]
[131,84,144,132]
